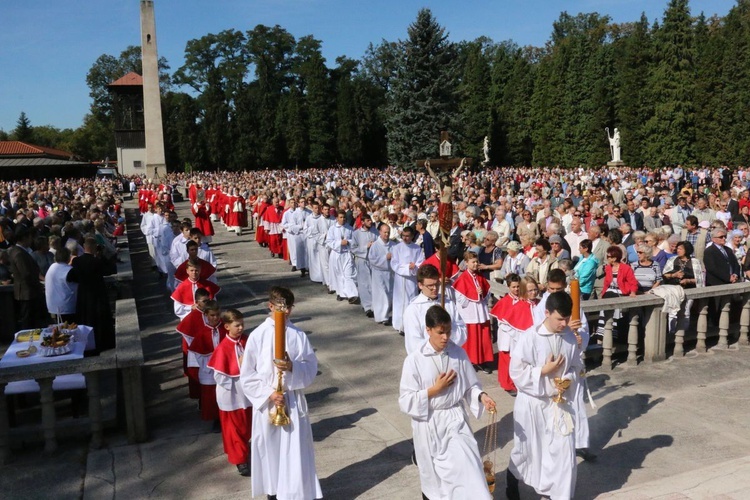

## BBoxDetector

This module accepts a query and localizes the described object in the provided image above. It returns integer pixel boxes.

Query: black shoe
[300,269,308,277]
[212,419,221,433]
[236,463,250,476]
[380,319,392,326]
[399,330,405,337]
[291,266,297,272]
[365,310,374,318]
[481,365,493,374]
[472,364,481,372]
[337,295,345,301]
[506,389,518,397]
[576,448,597,462]
[348,297,361,305]
[327,288,336,294]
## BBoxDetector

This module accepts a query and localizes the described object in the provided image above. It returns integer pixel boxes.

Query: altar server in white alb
[532,271,596,462]
[506,291,583,500]
[390,225,424,333]
[403,264,467,355]
[239,286,322,500]
[399,305,496,500]
[351,213,379,316]
[325,211,359,303]
[367,222,395,325]
[303,202,325,283]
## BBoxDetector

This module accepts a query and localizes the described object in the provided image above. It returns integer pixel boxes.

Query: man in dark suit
[723,190,739,220]
[704,228,741,286]
[8,227,46,329]
[622,200,644,232]
[67,237,116,353]
[447,213,464,261]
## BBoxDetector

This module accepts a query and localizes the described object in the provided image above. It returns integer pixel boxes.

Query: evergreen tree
[386,9,460,166]
[12,112,34,142]
[458,39,492,160]
[643,0,696,165]
[612,14,652,166]
[246,25,296,167]
[295,36,335,165]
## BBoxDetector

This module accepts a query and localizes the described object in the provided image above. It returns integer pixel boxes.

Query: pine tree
[13,112,34,142]
[386,9,460,166]
[643,0,696,165]
[613,14,652,166]
[458,39,492,160]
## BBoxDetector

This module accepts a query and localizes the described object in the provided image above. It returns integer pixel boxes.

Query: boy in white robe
[368,222,395,324]
[350,214,379,315]
[391,225,425,334]
[239,286,322,500]
[404,264,467,355]
[507,291,583,500]
[532,270,595,462]
[303,203,324,283]
[399,305,496,500]
[325,211,359,302]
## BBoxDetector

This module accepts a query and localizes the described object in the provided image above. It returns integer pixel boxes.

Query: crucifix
[416,131,473,307]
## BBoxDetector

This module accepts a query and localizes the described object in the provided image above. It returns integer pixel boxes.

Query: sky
[0,0,734,133]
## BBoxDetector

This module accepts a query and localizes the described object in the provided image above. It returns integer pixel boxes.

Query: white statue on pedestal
[482,136,490,166]
[606,127,621,163]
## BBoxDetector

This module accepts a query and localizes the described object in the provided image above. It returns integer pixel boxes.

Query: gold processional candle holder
[552,377,572,404]
[270,300,291,427]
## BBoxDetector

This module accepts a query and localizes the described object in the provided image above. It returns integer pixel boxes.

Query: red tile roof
[0,141,75,159]
[109,72,143,86]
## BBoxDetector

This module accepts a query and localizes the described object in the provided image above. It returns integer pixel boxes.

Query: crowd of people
[4,162,750,499]
[0,178,124,352]
[157,163,749,498]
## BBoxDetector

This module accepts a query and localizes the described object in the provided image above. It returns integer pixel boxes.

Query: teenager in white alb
[390,225,424,333]
[239,287,322,500]
[507,291,583,500]
[399,305,496,500]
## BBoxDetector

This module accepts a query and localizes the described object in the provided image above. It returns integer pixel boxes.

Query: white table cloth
[0,326,93,395]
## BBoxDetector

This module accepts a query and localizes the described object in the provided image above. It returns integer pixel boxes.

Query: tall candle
[570,279,581,322]
[274,310,285,360]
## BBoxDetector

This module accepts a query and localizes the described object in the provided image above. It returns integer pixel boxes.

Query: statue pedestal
[607,161,625,168]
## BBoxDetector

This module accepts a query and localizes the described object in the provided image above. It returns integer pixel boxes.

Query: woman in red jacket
[596,245,638,341]
[601,245,638,297]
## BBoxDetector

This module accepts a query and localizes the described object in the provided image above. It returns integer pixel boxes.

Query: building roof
[109,72,143,87]
[0,141,75,159]
[0,157,92,168]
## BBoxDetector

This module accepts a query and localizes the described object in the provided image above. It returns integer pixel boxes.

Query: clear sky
[0,0,733,133]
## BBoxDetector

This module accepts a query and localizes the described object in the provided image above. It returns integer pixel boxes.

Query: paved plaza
[3,198,750,499]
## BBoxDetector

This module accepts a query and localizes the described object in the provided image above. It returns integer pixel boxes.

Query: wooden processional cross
[416,132,473,307]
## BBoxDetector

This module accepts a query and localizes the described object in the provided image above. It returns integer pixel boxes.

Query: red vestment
[490,294,534,390]
[174,258,216,283]
[453,270,493,364]
[208,334,253,464]
[179,311,225,421]
[192,201,215,236]
[421,253,460,280]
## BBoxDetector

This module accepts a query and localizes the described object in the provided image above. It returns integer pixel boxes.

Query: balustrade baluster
[603,316,614,370]
[741,293,750,346]
[628,313,639,366]
[718,296,731,348]
[696,299,708,352]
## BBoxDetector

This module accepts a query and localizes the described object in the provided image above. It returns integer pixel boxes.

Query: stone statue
[482,136,490,166]
[606,127,621,163]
